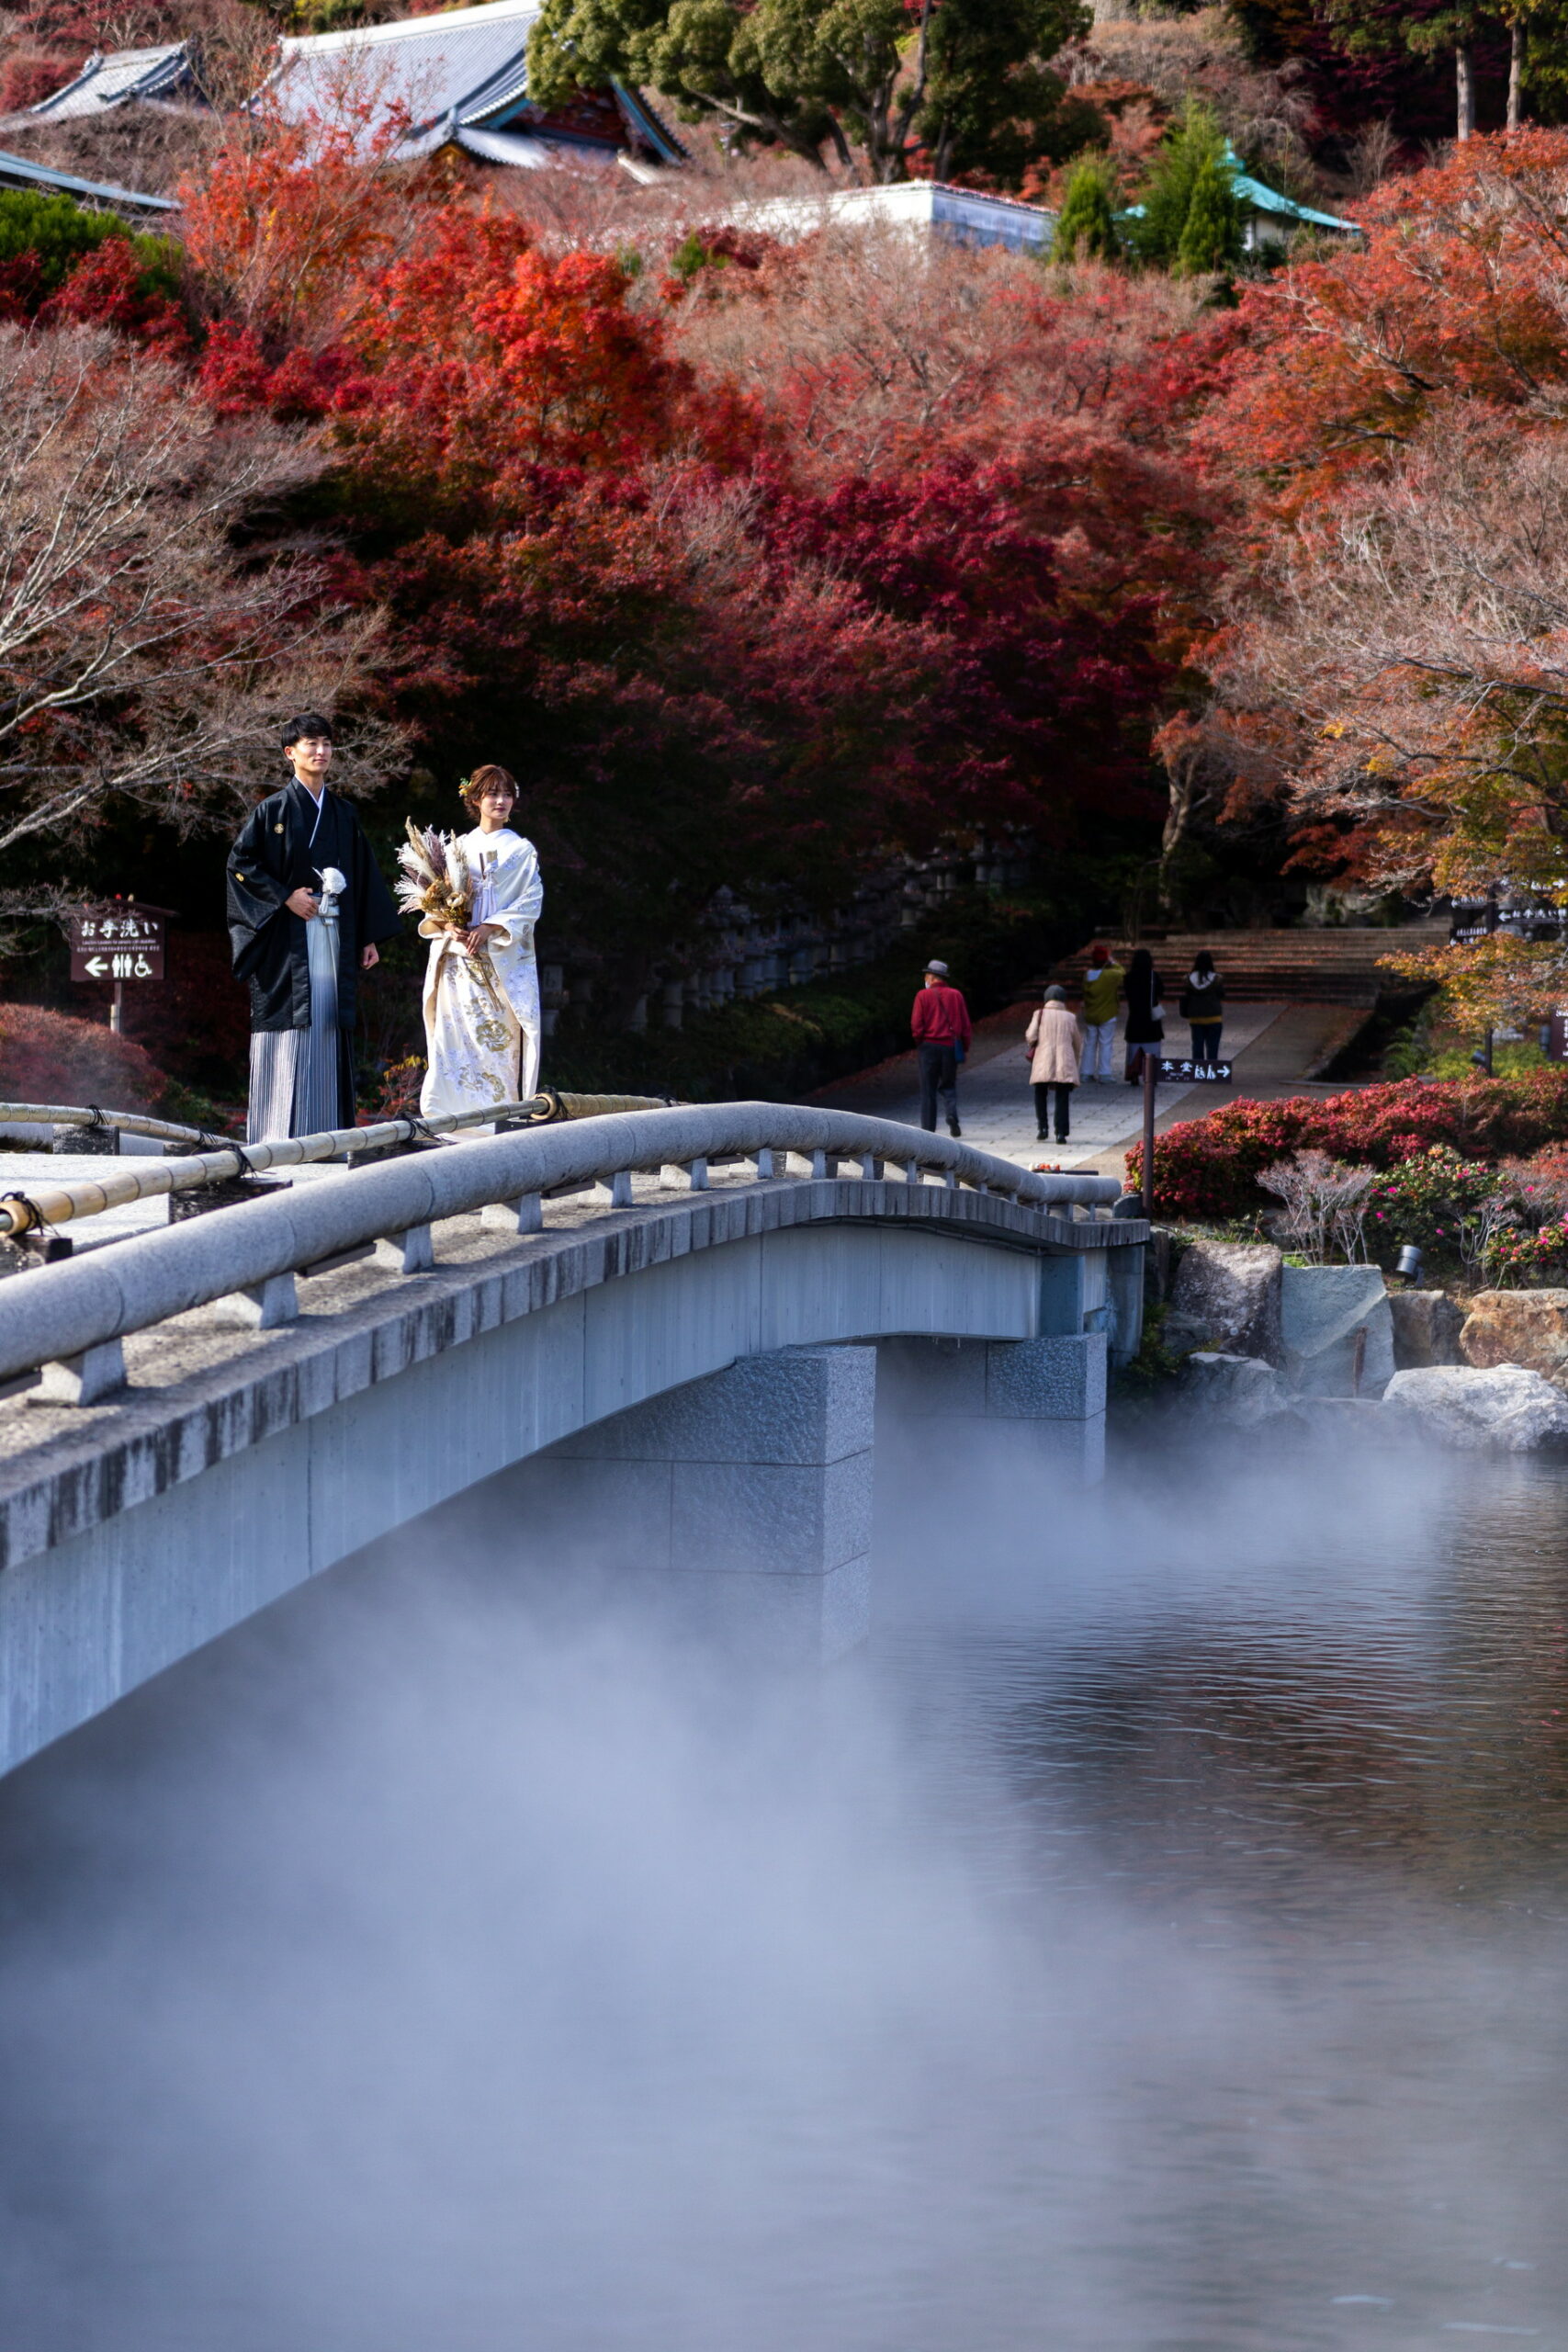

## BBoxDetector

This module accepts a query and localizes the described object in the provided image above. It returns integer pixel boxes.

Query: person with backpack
[1179,950,1224,1069]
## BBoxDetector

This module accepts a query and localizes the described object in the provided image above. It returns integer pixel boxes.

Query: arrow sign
[64,907,164,985]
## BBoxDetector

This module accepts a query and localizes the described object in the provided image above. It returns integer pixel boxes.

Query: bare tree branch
[0,325,404,865]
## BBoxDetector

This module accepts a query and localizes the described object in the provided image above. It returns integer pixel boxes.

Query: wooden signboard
[65,908,164,985]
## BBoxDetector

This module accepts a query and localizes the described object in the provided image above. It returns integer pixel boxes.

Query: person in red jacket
[910,957,973,1136]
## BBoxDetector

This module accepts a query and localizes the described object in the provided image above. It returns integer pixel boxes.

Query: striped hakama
[246,904,346,1144]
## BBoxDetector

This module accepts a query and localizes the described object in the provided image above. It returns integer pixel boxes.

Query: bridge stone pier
[0,1105,1145,1772]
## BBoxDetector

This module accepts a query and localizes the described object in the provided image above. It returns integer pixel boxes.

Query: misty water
[2,1434,1567,2349]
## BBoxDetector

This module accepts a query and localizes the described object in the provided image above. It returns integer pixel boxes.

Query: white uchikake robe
[418,827,543,1120]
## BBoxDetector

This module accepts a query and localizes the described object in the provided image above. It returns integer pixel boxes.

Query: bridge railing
[0,1102,1129,1404]
[0,1090,669,1233]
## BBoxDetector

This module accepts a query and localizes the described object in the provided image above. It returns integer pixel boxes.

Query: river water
[0,1436,1564,2348]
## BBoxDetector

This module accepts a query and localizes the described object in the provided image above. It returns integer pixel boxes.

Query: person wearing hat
[1079,941,1122,1082]
[1023,984,1082,1144]
[910,957,973,1136]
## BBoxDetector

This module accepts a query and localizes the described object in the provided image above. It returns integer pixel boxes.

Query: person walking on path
[911,957,972,1136]
[1179,950,1224,1069]
[1079,942,1122,1081]
[1024,984,1082,1143]
[1122,945,1165,1084]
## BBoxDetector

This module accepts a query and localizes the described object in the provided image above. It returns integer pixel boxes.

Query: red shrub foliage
[38,238,189,354]
[0,50,85,113]
[1127,1072,1568,1220]
[0,1004,176,1117]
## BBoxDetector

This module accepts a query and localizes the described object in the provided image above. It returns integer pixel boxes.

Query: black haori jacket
[226,782,400,1032]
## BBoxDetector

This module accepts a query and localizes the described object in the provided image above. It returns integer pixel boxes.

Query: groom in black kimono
[227,714,400,1142]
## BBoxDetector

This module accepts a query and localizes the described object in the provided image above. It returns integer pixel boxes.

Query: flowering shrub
[1487,1220,1568,1284]
[1126,1070,1568,1219]
[1368,1147,1517,1273]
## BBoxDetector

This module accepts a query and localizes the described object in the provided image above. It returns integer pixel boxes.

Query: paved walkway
[811,1000,1364,1186]
[0,998,1369,1254]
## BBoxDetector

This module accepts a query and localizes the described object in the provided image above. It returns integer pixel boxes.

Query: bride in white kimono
[417,765,544,1119]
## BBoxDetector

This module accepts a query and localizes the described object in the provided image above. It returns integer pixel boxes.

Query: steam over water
[2,1438,1567,2347]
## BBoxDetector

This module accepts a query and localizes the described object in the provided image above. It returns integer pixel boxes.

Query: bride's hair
[460,763,518,813]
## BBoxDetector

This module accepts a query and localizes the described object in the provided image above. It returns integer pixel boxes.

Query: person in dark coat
[227,714,400,1141]
[1179,949,1224,1068]
[1122,945,1165,1084]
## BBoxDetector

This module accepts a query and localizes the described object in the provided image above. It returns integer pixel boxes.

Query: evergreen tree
[0,188,178,304]
[1052,153,1121,264]
[1175,155,1244,277]
[526,0,1095,187]
[1131,98,1230,267]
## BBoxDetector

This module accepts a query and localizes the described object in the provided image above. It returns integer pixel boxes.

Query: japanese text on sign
[64,908,164,985]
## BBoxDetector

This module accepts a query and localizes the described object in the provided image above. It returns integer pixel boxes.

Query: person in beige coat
[1024,983,1083,1143]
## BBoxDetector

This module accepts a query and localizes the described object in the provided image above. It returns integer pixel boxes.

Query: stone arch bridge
[0,1105,1146,1776]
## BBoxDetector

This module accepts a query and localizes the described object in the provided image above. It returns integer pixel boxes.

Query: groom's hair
[282,712,335,749]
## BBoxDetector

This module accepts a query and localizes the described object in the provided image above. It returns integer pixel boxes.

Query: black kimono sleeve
[227,802,292,984]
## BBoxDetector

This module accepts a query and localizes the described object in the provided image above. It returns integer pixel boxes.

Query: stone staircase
[1046,927,1448,1008]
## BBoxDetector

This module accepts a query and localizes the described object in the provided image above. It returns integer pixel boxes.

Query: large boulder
[1166,1240,1282,1362]
[1179,1351,1287,1425]
[1382,1364,1568,1451]
[1280,1263,1395,1397]
[1389,1288,1466,1371]
[1461,1290,1568,1388]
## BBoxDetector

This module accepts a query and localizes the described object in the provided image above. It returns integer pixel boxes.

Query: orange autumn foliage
[339,210,755,504]
[1199,128,1568,514]
[177,100,430,355]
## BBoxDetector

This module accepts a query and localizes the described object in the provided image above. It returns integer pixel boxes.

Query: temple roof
[0,142,178,212]
[24,41,197,121]
[17,5,682,167]
[268,0,543,138]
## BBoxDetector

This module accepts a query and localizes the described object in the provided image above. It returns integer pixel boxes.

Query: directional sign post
[1157,1057,1234,1084]
[64,908,166,1034]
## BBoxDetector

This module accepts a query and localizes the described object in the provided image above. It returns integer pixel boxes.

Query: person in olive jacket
[1179,950,1224,1069]
[1079,942,1122,1082]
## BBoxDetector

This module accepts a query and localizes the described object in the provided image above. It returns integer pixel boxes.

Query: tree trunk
[1158,751,1201,912]
[1507,17,1525,130]
[1456,40,1475,140]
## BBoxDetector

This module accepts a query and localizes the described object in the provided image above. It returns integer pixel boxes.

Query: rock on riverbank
[1381,1365,1568,1451]
[1460,1290,1568,1388]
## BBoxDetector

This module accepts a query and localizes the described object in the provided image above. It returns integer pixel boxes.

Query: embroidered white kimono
[418,827,543,1119]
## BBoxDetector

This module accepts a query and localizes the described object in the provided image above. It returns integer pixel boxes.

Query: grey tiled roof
[269,0,545,138]
[27,41,194,120]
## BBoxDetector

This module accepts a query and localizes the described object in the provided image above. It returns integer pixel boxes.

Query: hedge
[1125,1070,1568,1220]
[0,1003,177,1119]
